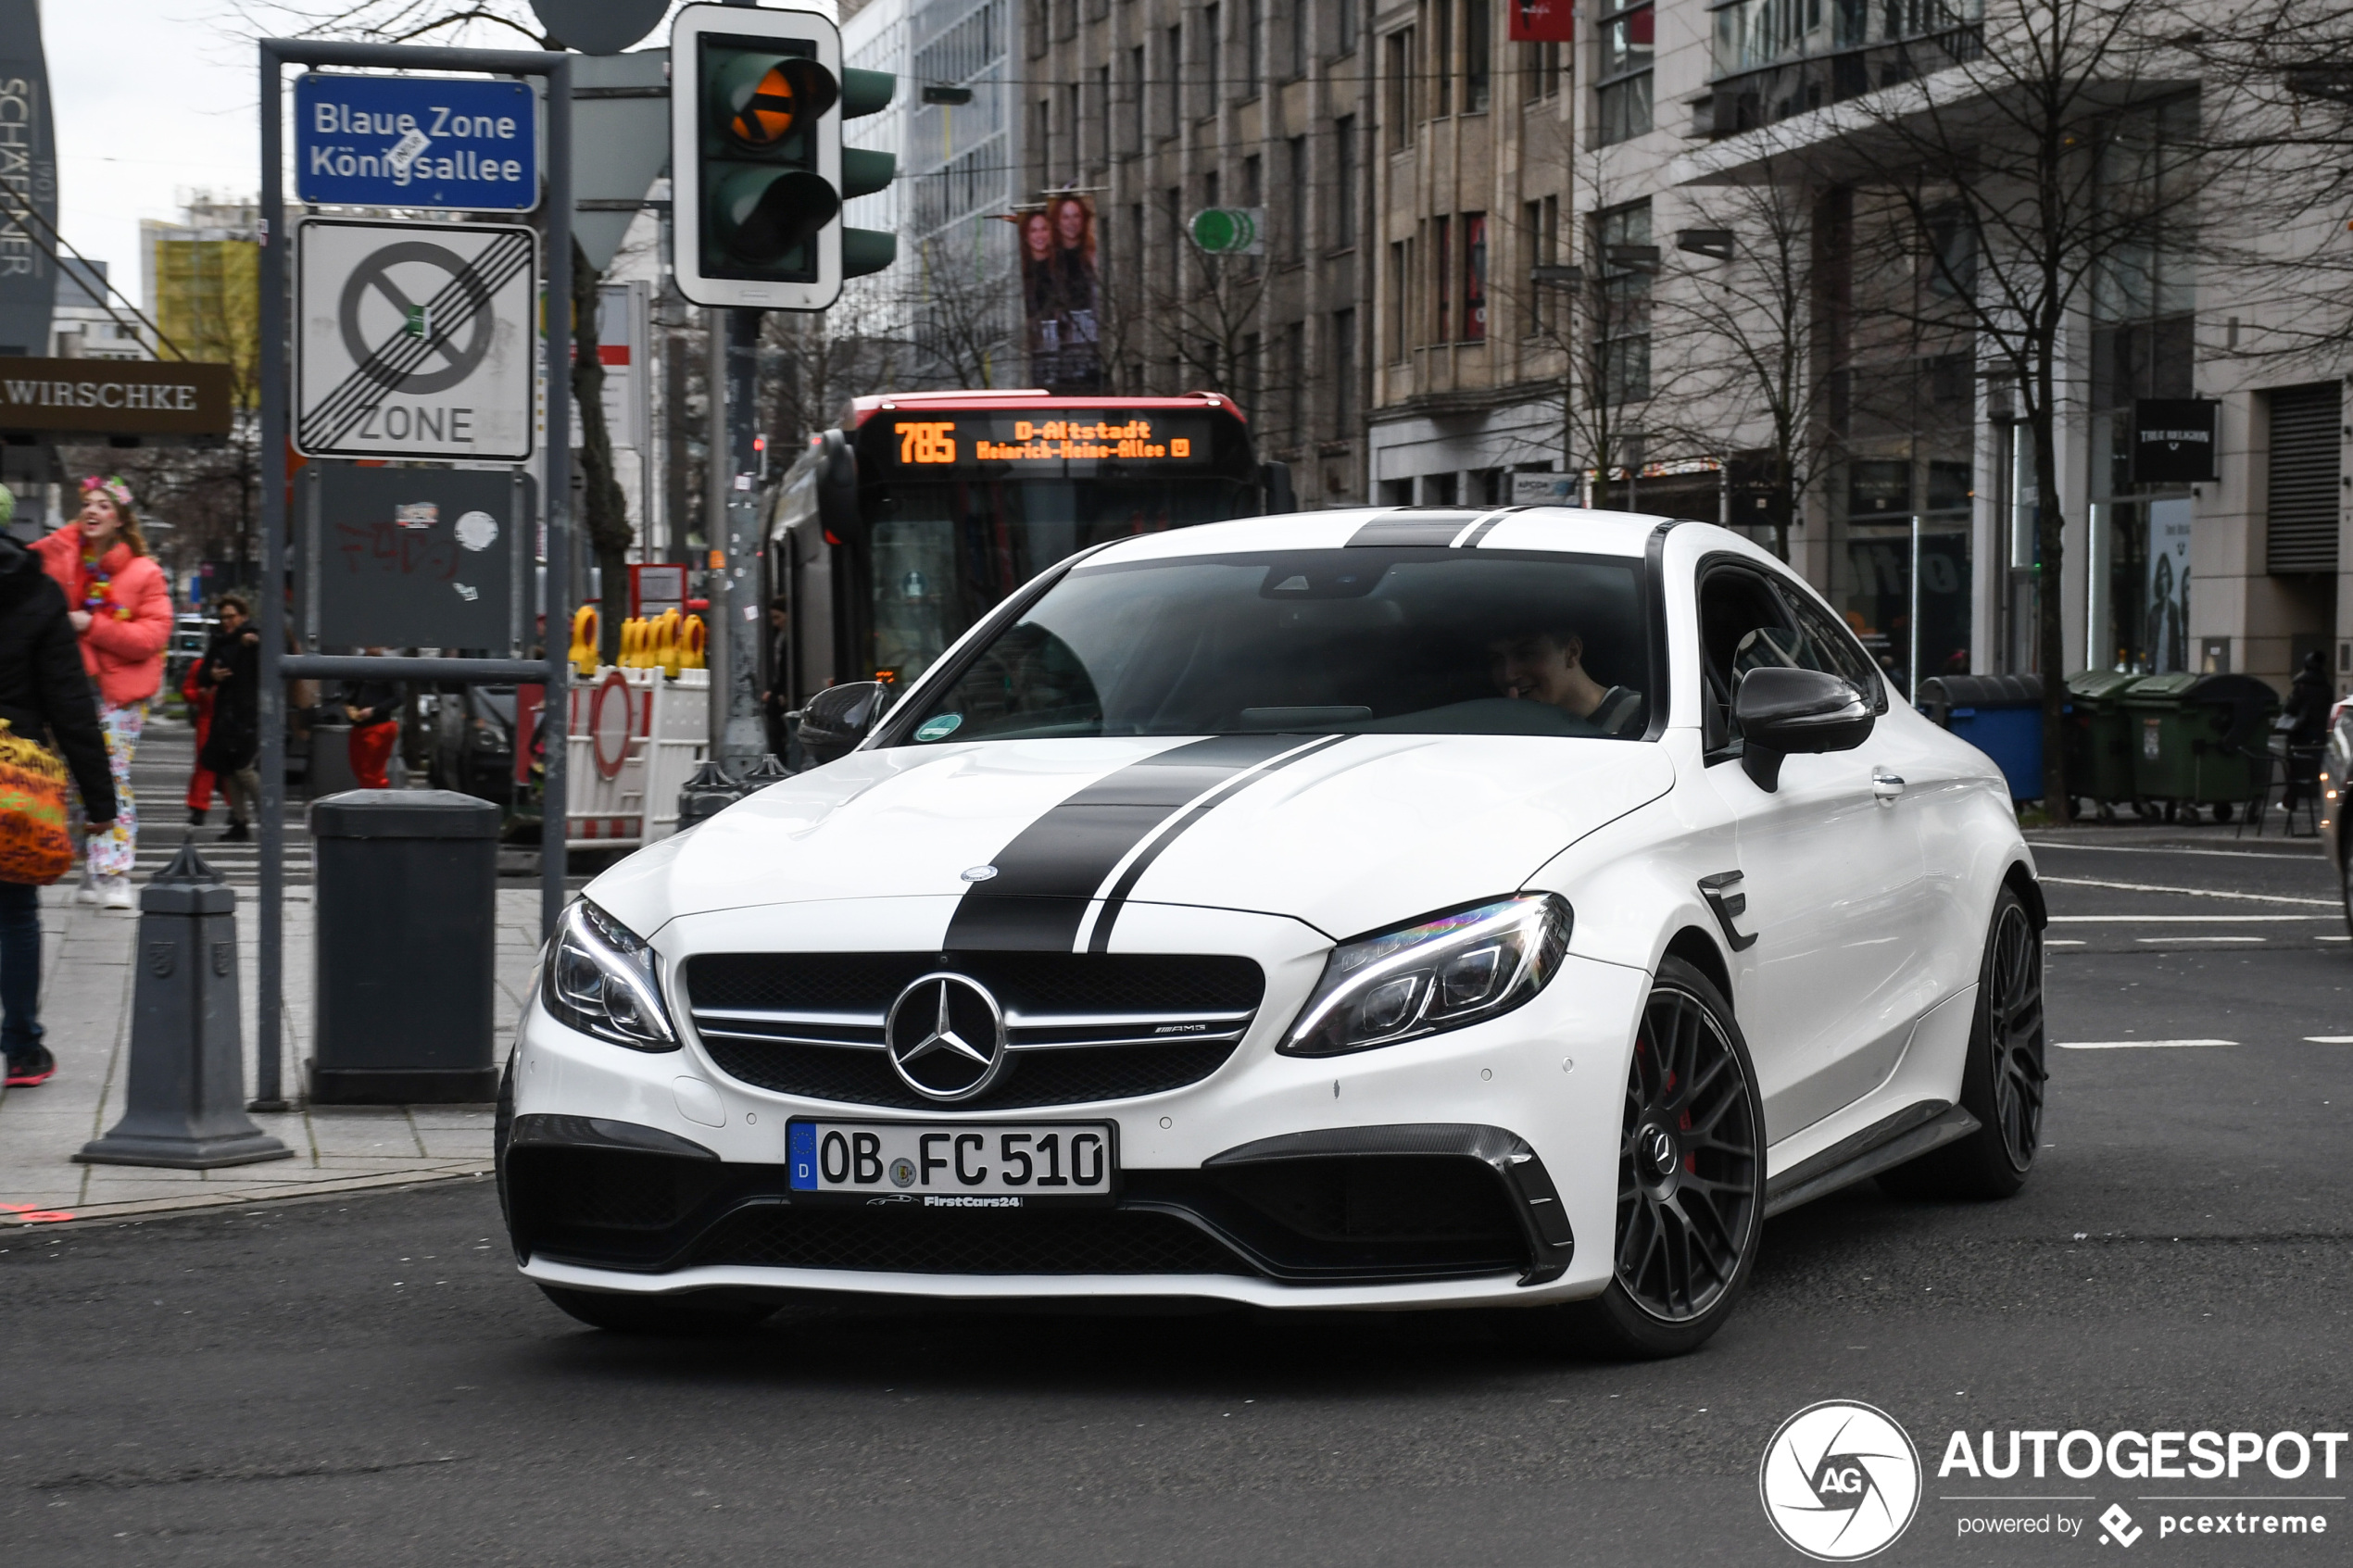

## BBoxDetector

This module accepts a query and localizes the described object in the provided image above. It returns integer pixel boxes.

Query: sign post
[257,38,573,1110]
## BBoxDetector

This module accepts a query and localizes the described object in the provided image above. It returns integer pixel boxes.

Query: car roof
[1084,506,1681,568]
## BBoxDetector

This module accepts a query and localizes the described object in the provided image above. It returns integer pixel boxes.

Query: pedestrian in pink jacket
[31,476,171,909]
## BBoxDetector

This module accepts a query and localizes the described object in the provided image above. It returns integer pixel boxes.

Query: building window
[1286,136,1306,259]
[1389,240,1412,360]
[1067,82,1083,179]
[1524,40,1564,103]
[1290,0,1308,75]
[1165,25,1183,135]
[1339,0,1360,55]
[1093,66,1111,164]
[1245,0,1263,96]
[1594,200,1653,403]
[1463,213,1488,341]
[1432,215,1452,343]
[1281,320,1303,444]
[1204,5,1222,110]
[1430,0,1453,117]
[1035,97,1052,191]
[1126,46,1145,151]
[1465,0,1491,111]
[1333,118,1357,246]
[1596,2,1655,146]
[1384,30,1416,149]
[1333,307,1357,429]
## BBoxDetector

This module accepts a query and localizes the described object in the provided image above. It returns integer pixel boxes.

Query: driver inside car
[1488,621,1645,736]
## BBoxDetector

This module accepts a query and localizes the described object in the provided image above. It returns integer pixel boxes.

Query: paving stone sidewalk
[0,881,542,1228]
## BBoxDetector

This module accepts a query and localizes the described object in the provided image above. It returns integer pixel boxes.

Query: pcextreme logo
[1760,1400,1924,1561]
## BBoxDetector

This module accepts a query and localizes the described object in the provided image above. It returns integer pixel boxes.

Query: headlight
[542,899,678,1050]
[1281,894,1571,1057]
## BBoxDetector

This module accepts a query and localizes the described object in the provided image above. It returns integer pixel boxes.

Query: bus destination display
[887,413,1213,470]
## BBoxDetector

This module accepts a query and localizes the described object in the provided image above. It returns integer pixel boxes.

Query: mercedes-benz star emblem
[884,972,1009,1101]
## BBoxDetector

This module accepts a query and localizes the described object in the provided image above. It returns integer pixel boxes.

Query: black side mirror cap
[796,680,890,766]
[1734,667,1874,791]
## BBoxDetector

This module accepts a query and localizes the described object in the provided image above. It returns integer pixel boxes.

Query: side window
[1697,567,1795,752]
[1771,581,1888,713]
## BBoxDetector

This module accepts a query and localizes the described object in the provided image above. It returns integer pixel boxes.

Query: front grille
[685,1205,1257,1275]
[682,952,1265,1110]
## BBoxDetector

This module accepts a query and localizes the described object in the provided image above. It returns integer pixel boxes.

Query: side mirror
[796,680,889,766]
[1735,667,1874,791]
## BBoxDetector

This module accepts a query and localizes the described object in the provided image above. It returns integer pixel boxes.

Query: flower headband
[81,475,132,508]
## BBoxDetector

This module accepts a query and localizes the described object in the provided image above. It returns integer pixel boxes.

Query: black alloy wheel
[1536,956,1765,1360]
[1883,885,2046,1200]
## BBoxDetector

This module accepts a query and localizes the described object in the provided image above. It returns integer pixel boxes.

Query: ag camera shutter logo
[1760,1400,1922,1561]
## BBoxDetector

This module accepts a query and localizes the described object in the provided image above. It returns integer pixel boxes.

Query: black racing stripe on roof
[942,734,1310,952]
[1458,511,1516,547]
[1344,512,1480,547]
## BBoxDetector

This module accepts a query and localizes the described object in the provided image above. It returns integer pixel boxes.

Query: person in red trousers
[182,641,217,824]
[342,655,403,790]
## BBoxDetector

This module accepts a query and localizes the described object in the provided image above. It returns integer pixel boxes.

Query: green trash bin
[2064,670,2144,809]
[2122,673,2280,808]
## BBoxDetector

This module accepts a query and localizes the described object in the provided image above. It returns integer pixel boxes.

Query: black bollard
[77,840,294,1169]
[674,758,747,829]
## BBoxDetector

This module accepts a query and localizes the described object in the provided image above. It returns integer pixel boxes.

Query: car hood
[590,734,1674,943]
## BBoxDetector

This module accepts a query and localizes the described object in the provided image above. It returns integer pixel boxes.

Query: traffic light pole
[715,305,767,769]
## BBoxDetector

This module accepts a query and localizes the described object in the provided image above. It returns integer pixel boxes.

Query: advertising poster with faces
[2145,497,2193,673]
[1014,195,1103,393]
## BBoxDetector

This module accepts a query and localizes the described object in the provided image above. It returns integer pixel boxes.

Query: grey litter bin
[309,789,502,1104]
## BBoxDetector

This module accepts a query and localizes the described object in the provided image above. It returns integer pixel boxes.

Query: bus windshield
[870,473,1257,684]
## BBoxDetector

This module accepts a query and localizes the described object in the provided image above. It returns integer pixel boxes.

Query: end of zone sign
[296,219,537,461]
[296,73,537,212]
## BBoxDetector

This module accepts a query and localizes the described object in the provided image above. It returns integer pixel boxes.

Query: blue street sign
[294,74,538,212]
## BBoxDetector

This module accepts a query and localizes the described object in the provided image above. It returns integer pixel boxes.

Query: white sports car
[499,508,2046,1356]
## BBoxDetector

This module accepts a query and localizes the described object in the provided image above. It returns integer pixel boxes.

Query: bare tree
[1782,0,2239,820]
[1648,180,1833,562]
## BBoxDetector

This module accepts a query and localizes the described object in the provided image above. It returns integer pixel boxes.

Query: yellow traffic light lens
[731,64,799,146]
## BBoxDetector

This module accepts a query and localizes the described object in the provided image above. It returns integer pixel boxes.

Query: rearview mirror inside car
[1734,667,1874,791]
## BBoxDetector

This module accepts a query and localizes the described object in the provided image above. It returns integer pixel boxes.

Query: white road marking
[2026,841,2322,863]
[2304,1035,2353,1044]
[2047,914,2328,922]
[2045,938,2087,947]
[2057,1039,2238,1049]
[2135,935,2265,944]
[2037,875,2334,907]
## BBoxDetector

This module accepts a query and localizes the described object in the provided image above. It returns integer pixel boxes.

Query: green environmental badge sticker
[914,714,964,742]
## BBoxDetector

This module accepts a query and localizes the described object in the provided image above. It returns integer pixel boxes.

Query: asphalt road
[6,836,2350,1568]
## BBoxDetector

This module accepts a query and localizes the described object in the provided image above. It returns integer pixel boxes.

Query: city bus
[768,390,1287,701]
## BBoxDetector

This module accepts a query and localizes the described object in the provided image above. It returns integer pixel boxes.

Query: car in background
[167,613,215,696]
[426,683,517,806]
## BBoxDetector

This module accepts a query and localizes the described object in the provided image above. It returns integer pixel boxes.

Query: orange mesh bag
[0,718,75,885]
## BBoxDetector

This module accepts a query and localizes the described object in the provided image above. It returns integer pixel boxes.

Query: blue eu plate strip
[788,1123,817,1190]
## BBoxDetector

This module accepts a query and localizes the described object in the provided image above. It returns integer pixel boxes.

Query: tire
[537,1285,777,1336]
[1881,885,2046,1200]
[1520,957,1765,1360]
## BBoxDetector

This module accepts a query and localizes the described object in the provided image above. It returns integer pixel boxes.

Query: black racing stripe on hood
[943,734,1309,952]
[1085,734,1350,954]
[1345,512,1479,546]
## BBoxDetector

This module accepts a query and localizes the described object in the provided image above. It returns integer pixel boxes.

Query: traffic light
[670,3,898,310]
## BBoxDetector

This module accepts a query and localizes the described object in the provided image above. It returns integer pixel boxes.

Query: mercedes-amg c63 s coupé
[499,507,2046,1356]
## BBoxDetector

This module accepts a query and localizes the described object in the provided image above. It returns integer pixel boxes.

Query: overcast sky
[48,4,263,306]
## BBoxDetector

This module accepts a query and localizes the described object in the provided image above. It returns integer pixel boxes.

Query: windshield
[868,475,1257,684]
[890,549,1655,745]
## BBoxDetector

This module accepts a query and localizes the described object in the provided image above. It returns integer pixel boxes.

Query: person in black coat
[198,595,263,842]
[0,532,119,1087]
[2284,650,2335,820]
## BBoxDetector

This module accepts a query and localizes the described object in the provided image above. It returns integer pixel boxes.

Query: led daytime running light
[1281,894,1570,1058]
[545,899,678,1050]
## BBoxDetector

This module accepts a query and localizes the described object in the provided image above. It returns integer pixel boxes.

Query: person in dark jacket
[2284,650,2335,820]
[0,532,119,1087]
[198,595,263,842]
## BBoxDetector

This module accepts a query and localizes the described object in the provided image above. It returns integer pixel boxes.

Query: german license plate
[787,1120,1116,1207]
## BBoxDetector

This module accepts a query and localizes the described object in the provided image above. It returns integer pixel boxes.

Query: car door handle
[1871,770,1906,805]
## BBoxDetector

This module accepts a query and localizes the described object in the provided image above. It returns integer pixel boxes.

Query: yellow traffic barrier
[569,604,599,678]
